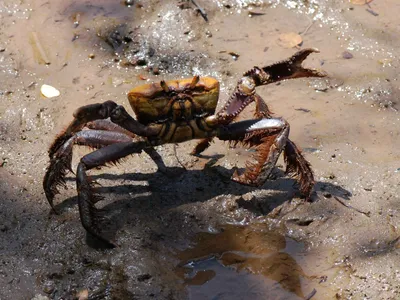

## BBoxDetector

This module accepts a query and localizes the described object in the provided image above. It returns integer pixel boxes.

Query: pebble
[42,281,55,294]
[342,51,353,59]
[31,295,50,300]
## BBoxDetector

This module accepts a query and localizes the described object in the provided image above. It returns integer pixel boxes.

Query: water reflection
[175,224,316,300]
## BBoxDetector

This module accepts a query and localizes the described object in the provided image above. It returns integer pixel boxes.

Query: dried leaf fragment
[41,84,60,98]
[350,0,373,5]
[30,32,51,65]
[277,32,303,48]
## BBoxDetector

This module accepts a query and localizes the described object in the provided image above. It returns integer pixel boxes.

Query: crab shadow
[55,162,351,248]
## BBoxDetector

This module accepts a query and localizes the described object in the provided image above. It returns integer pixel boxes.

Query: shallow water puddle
[175,223,321,300]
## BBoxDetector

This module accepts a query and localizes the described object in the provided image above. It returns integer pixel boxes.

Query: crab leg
[49,101,158,158]
[44,130,134,211]
[77,141,147,248]
[86,119,136,137]
[252,94,314,198]
[45,101,160,211]
[217,117,289,186]
[87,119,167,172]
[208,49,323,199]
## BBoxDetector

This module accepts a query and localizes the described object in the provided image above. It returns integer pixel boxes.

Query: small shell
[41,84,60,98]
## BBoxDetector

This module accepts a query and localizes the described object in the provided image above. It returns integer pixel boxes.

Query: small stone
[125,0,134,6]
[88,53,95,59]
[43,281,55,294]
[205,30,212,38]
[152,66,160,75]
[342,51,353,59]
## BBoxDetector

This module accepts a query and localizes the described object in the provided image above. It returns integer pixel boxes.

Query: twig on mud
[191,0,208,22]
[305,288,317,300]
[333,196,370,217]
[300,16,314,35]
[366,8,379,16]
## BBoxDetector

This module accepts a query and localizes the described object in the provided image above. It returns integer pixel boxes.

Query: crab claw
[259,48,327,80]
[216,48,326,124]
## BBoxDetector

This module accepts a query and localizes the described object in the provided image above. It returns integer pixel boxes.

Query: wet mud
[0,0,399,299]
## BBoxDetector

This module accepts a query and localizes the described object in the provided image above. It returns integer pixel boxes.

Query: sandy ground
[0,0,399,299]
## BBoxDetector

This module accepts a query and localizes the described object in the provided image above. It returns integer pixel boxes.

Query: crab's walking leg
[86,119,136,137]
[77,141,147,248]
[87,119,167,172]
[191,137,213,156]
[217,118,289,186]
[48,101,158,158]
[44,130,134,211]
[254,94,273,119]
[45,101,160,210]
[253,94,314,199]
[208,49,324,199]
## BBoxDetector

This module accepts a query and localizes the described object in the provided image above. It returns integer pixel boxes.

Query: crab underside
[43,48,326,247]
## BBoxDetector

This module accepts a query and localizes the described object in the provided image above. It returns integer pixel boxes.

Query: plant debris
[277,32,303,48]
[30,32,51,65]
[350,0,373,5]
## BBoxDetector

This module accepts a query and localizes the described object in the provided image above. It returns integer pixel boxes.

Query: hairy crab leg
[217,118,289,187]
[77,141,147,248]
[49,101,158,158]
[253,94,314,199]
[254,94,273,119]
[45,101,160,213]
[44,130,134,212]
[205,49,324,199]
[86,119,136,138]
[87,119,167,172]
[191,137,214,156]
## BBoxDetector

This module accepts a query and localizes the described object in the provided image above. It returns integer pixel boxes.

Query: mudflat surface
[0,1,399,299]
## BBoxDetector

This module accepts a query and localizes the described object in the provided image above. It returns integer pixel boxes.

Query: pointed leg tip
[104,239,118,249]
[51,206,60,215]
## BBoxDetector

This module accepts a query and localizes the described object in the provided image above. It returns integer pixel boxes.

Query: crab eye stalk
[190,75,200,89]
[160,80,169,93]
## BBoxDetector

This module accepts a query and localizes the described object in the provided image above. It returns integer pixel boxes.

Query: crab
[43,48,326,247]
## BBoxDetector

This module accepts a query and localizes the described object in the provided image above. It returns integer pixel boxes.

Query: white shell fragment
[41,84,60,98]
